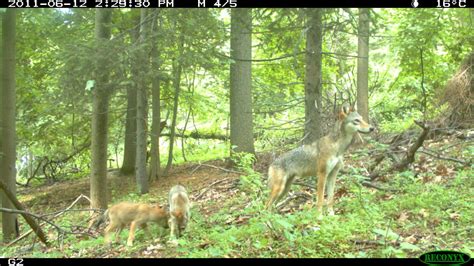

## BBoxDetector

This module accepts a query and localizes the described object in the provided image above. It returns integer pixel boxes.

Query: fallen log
[370,120,430,180]
[161,131,228,141]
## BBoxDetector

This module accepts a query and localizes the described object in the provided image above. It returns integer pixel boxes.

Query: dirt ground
[18,159,244,214]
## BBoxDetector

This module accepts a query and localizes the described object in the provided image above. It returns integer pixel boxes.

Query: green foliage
[2,160,472,258]
[230,152,264,197]
[11,8,471,187]
[4,8,472,258]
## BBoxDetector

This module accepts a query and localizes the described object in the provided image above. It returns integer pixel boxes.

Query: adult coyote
[265,103,374,218]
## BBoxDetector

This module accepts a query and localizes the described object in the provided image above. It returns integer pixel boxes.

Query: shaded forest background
[0,8,473,258]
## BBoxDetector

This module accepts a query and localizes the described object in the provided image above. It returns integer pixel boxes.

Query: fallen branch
[0,207,58,245]
[354,239,382,246]
[42,194,92,218]
[190,163,245,175]
[418,149,469,165]
[42,208,102,218]
[370,120,430,180]
[1,207,98,250]
[361,181,399,192]
[0,180,49,246]
[7,194,92,247]
[193,177,234,200]
[276,192,312,210]
[294,179,397,192]
[393,120,430,171]
[161,131,227,141]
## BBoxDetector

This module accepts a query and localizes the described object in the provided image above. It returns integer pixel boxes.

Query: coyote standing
[168,185,190,241]
[265,104,374,218]
[100,202,169,246]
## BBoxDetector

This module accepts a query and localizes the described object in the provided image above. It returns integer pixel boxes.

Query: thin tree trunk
[304,9,323,144]
[229,8,255,155]
[357,8,370,122]
[90,9,112,210]
[149,10,161,180]
[135,9,149,194]
[1,9,19,242]
[180,107,192,162]
[163,58,182,176]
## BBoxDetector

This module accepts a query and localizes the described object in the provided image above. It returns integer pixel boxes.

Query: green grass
[162,166,473,258]
[2,154,472,258]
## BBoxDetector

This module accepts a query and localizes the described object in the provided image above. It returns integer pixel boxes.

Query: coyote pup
[168,185,190,241]
[102,202,169,246]
[266,103,374,218]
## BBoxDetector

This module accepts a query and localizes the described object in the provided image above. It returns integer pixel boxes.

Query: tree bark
[1,9,19,242]
[163,56,182,176]
[135,9,149,194]
[229,8,255,154]
[90,9,112,210]
[357,8,370,122]
[149,10,161,181]
[120,14,141,176]
[121,84,138,175]
[304,9,323,144]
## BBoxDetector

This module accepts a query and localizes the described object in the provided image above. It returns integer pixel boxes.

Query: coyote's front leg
[326,161,342,216]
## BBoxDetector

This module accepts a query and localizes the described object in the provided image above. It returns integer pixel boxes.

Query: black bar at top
[2,0,472,8]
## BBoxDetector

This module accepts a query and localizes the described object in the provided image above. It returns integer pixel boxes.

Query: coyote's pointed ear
[351,100,358,112]
[338,103,350,120]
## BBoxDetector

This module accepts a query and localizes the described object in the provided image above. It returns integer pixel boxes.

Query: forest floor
[1,130,473,258]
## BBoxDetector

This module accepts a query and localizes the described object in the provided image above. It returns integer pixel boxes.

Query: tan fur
[266,103,374,218]
[103,202,168,246]
[168,185,190,241]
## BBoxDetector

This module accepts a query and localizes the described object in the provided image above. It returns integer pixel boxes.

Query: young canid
[265,103,374,218]
[98,202,169,246]
[168,185,190,241]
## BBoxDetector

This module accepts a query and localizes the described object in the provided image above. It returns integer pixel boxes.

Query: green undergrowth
[1,152,472,258]
[163,167,473,258]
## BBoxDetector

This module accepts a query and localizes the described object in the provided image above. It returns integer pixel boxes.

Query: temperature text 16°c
[436,0,467,7]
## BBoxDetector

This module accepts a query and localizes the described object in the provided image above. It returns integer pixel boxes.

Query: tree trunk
[1,9,19,242]
[163,57,182,176]
[90,9,112,210]
[121,82,137,175]
[135,9,149,194]
[229,8,255,155]
[357,8,370,122]
[120,14,141,176]
[304,9,323,144]
[149,10,161,181]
